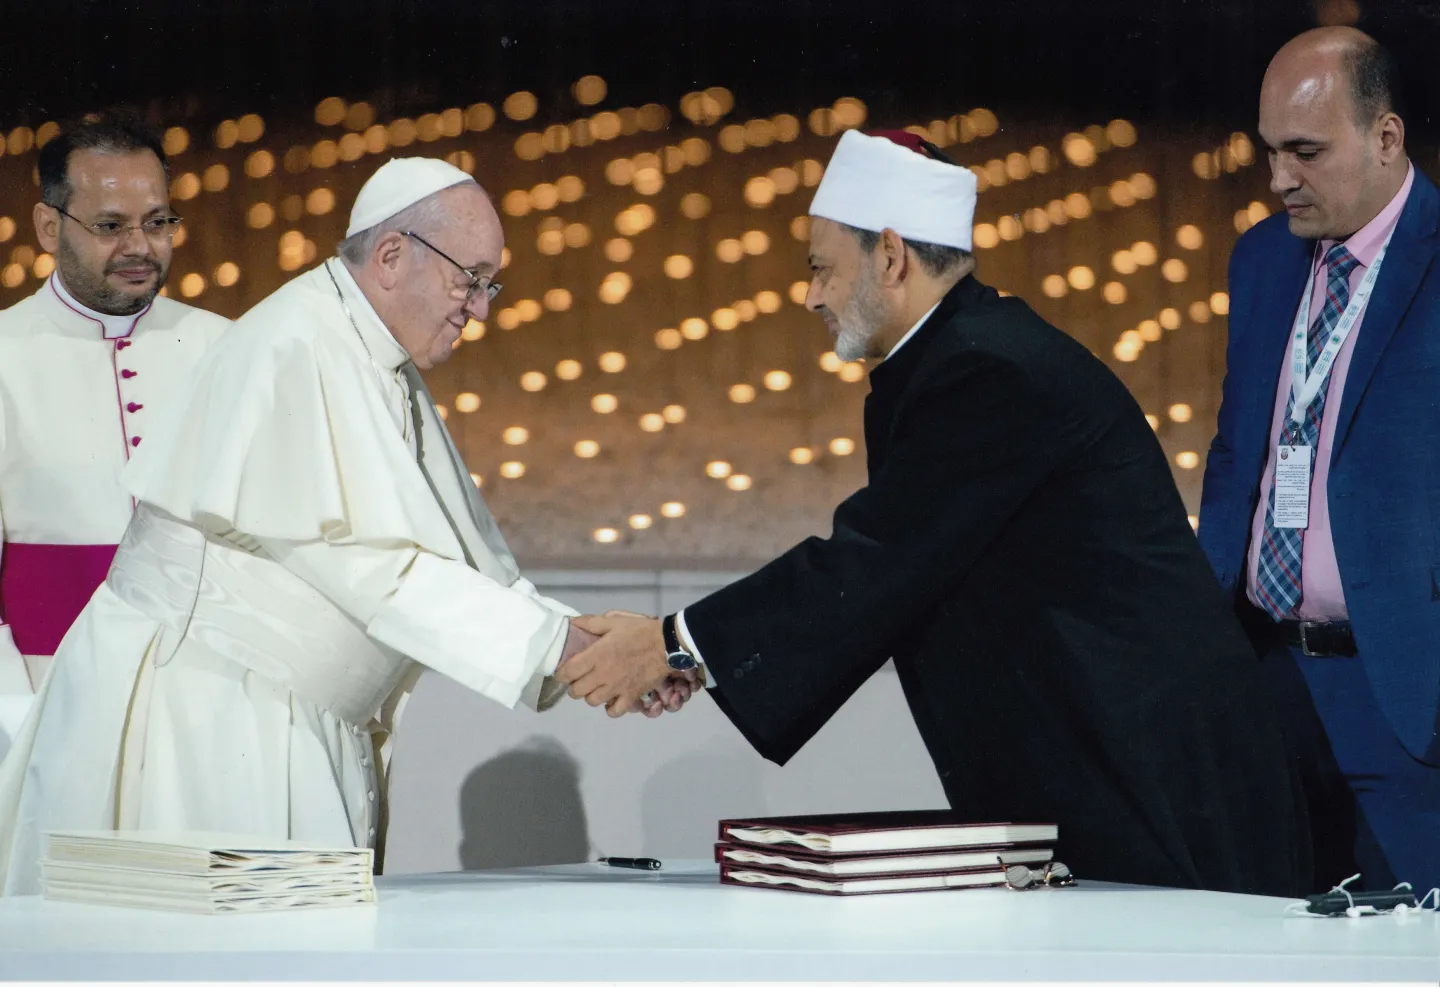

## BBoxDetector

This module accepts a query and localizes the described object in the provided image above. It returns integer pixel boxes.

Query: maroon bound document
[718,860,1013,896]
[713,841,1053,877]
[717,811,1057,855]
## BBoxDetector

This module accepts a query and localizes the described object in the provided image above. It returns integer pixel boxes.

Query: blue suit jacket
[1199,167,1440,763]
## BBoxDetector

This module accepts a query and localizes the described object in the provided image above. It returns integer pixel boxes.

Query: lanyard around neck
[1286,232,1393,429]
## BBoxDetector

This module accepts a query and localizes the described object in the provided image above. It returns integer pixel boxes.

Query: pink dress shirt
[1245,163,1415,621]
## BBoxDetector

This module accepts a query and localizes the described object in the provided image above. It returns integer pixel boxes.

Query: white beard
[831,263,887,362]
[833,323,874,362]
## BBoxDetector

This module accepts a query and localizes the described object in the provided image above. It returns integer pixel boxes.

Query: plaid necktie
[1254,243,1360,620]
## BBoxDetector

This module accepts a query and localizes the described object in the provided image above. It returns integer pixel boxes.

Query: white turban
[808,130,978,251]
[346,158,475,237]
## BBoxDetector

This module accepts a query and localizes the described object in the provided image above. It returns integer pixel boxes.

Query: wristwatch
[661,613,697,671]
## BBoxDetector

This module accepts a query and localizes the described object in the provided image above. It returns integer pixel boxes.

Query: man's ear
[371,232,405,289]
[1376,112,1405,166]
[33,202,60,254]
[879,227,909,286]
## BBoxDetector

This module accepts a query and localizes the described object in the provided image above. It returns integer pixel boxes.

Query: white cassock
[0,276,228,746]
[0,259,575,894]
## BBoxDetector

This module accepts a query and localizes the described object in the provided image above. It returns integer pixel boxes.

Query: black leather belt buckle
[1283,620,1356,658]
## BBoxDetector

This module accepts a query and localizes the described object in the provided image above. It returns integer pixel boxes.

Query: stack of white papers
[41,830,376,914]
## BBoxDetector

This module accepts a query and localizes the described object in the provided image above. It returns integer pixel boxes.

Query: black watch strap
[661,614,697,671]
[662,613,685,656]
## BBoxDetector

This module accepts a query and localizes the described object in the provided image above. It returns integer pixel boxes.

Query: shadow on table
[457,737,591,870]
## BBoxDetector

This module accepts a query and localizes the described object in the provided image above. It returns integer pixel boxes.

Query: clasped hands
[556,612,701,718]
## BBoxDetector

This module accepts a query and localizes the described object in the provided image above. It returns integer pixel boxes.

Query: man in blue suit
[1201,25,1440,892]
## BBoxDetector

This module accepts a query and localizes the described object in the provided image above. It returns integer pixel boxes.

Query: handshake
[554,611,702,719]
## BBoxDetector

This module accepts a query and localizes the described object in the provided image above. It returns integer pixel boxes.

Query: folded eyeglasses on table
[1003,859,1074,891]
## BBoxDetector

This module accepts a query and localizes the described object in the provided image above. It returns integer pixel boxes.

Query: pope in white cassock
[0,116,229,746]
[0,157,682,895]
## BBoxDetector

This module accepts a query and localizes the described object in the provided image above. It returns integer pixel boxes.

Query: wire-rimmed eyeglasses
[1002,859,1075,891]
[401,230,502,303]
[52,205,182,241]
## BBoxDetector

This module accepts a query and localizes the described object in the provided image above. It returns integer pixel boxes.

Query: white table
[0,862,1436,981]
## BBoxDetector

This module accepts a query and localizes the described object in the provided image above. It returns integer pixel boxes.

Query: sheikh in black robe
[684,275,1311,896]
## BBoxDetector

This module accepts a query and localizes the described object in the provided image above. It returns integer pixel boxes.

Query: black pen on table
[602,856,662,870]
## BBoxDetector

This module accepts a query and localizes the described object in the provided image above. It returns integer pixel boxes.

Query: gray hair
[844,223,971,278]
[337,192,452,267]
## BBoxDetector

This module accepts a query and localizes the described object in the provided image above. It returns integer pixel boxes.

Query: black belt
[1278,619,1357,657]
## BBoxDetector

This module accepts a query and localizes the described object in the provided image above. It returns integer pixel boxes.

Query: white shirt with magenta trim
[0,274,229,696]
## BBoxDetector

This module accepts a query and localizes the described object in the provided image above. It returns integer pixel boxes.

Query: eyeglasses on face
[52,205,182,241]
[401,230,502,303]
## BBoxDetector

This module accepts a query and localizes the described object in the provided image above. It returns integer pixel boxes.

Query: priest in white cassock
[0,115,229,749]
[0,157,682,895]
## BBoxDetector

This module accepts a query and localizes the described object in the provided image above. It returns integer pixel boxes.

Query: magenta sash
[0,542,118,655]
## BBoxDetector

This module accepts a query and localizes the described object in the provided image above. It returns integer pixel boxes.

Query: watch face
[667,651,697,671]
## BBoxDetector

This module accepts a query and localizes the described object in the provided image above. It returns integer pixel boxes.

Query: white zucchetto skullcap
[346,157,476,237]
[808,129,978,251]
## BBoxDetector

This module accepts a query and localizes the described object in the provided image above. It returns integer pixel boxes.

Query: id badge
[1273,444,1312,529]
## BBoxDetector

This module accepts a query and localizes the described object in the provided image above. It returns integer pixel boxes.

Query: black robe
[685,275,1311,896]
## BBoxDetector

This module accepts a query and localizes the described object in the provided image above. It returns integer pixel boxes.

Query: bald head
[1271,28,1402,126]
[1259,28,1407,240]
